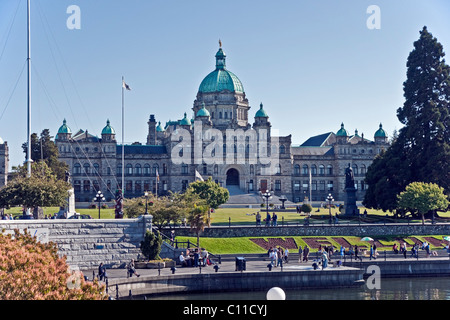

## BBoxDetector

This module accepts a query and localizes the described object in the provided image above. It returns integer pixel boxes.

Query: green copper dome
[198,47,244,93]
[57,119,71,134]
[179,113,191,126]
[156,121,165,132]
[374,123,386,137]
[336,123,348,136]
[101,119,115,135]
[196,104,210,117]
[255,103,269,118]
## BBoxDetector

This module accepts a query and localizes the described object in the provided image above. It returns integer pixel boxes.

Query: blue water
[147,277,450,300]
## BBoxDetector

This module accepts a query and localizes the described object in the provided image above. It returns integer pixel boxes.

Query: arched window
[126,164,133,175]
[352,164,358,175]
[135,164,142,176]
[319,165,325,175]
[294,164,300,175]
[144,164,150,175]
[93,163,100,175]
[311,165,317,175]
[214,165,218,175]
[83,163,90,175]
[73,163,81,175]
[276,164,281,174]
[327,165,333,175]
[302,164,308,175]
[360,164,366,175]
[152,164,159,176]
[279,145,286,154]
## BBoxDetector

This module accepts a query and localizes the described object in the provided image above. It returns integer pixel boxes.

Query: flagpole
[26,0,32,177]
[121,76,125,197]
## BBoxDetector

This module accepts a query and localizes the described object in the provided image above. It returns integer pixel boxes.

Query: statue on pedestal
[345,164,355,189]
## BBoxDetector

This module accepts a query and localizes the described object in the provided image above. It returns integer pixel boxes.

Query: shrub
[0,229,107,300]
[140,230,162,261]
[301,204,313,214]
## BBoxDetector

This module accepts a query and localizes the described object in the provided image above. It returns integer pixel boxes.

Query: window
[302,165,308,175]
[93,163,100,175]
[144,180,150,191]
[93,181,100,192]
[352,164,358,175]
[319,165,325,175]
[275,180,281,191]
[327,165,333,175]
[182,180,188,191]
[214,165,218,175]
[250,164,254,175]
[360,165,366,175]
[328,181,334,191]
[319,181,325,191]
[152,164,159,176]
[312,181,317,191]
[73,163,81,175]
[126,164,133,175]
[135,181,142,193]
[276,164,281,174]
[83,163,90,175]
[279,145,286,154]
[294,164,300,176]
[311,165,317,175]
[203,164,207,175]
[126,181,132,192]
[83,180,90,192]
[163,163,167,175]
[74,180,81,192]
[107,167,111,175]
[249,179,254,191]
[182,164,189,174]
[302,181,309,190]
[219,112,222,119]
[361,180,365,190]
[117,164,122,175]
[294,181,300,191]
[224,112,228,119]
[144,164,150,176]
[135,164,142,176]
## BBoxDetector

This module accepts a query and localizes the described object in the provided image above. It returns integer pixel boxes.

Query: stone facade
[55,46,389,203]
[0,215,152,270]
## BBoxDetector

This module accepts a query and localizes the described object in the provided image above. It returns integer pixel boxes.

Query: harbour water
[147,276,450,300]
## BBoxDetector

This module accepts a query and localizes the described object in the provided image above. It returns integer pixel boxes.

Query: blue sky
[0,0,449,170]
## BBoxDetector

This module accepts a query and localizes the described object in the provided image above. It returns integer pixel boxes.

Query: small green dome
[374,123,386,138]
[336,123,348,136]
[255,103,269,118]
[156,121,165,132]
[198,47,244,93]
[196,104,210,117]
[57,119,71,134]
[101,119,115,135]
[179,113,191,126]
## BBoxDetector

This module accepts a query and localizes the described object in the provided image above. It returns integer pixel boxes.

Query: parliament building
[55,45,389,204]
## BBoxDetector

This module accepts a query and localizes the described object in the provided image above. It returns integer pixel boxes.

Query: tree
[364,26,450,212]
[22,129,68,180]
[187,203,210,248]
[0,229,107,300]
[397,182,449,225]
[186,177,229,210]
[0,162,71,215]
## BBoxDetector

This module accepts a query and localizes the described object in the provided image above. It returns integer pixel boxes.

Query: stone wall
[0,215,152,270]
[165,223,450,238]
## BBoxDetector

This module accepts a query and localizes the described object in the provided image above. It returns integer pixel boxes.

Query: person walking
[256,212,261,226]
[303,245,310,262]
[276,247,283,268]
[98,263,107,281]
[127,259,140,278]
[340,246,345,261]
[354,245,359,261]
[369,245,376,260]
[284,248,289,263]
[272,212,278,227]
[298,245,303,263]
[265,212,271,227]
[401,242,407,259]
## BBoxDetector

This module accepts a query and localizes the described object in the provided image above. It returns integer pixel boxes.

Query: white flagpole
[26,0,32,177]
[121,76,125,197]
[309,169,312,205]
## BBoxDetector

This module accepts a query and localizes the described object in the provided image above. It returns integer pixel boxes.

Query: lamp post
[144,191,149,215]
[261,189,272,219]
[94,191,105,219]
[326,193,334,225]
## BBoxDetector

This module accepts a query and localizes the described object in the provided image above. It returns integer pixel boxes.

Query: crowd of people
[178,248,212,268]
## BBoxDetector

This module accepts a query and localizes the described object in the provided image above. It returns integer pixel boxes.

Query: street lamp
[261,189,272,219]
[93,191,106,219]
[326,193,334,224]
[144,191,149,215]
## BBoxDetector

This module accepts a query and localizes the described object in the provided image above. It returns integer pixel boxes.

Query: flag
[156,169,160,182]
[195,170,204,182]
[122,80,131,91]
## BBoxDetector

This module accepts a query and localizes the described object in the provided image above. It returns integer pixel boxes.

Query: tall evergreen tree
[364,27,450,214]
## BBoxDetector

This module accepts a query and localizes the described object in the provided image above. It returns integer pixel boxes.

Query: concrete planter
[147,261,165,269]
[164,260,176,268]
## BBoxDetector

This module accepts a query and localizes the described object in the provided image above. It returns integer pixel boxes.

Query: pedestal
[344,187,358,216]
[57,188,77,218]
